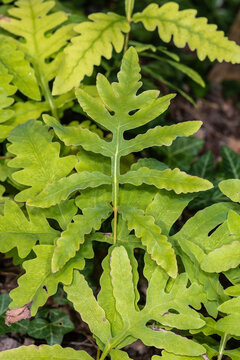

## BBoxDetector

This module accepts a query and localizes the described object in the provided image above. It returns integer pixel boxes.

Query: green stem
[123,31,130,54]
[112,126,121,245]
[99,330,127,360]
[39,72,59,120]
[34,64,59,120]
[217,333,228,360]
[96,347,101,360]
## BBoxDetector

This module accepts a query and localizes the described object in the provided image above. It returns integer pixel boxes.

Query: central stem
[112,126,121,245]
[217,333,228,360]
[34,63,59,120]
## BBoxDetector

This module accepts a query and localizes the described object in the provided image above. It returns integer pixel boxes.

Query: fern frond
[9,245,84,315]
[29,171,112,208]
[52,205,112,272]
[0,0,75,81]
[25,48,212,277]
[133,2,240,63]
[0,345,93,359]
[42,48,211,204]
[0,35,40,100]
[8,120,77,202]
[65,249,206,357]
[219,179,240,203]
[0,200,58,258]
[53,12,130,94]
[0,63,15,125]
[0,100,49,140]
[119,206,177,278]
[0,0,76,118]
[119,167,212,194]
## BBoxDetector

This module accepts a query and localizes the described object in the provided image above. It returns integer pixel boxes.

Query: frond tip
[53,12,130,95]
[133,2,240,63]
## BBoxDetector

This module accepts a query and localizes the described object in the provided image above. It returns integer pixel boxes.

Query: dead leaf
[5,303,31,326]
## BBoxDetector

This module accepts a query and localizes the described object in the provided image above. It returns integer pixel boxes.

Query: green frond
[9,245,84,315]
[53,12,130,94]
[111,349,133,360]
[52,205,112,272]
[119,206,177,278]
[29,171,112,208]
[0,0,75,82]
[201,241,240,273]
[0,100,49,140]
[65,248,206,357]
[0,35,40,100]
[125,0,135,21]
[38,200,77,231]
[119,167,212,194]
[133,2,240,63]
[42,48,210,206]
[200,210,240,273]
[0,63,16,126]
[219,179,240,202]
[0,344,93,360]
[65,271,112,345]
[0,0,76,118]
[153,352,203,360]
[0,200,59,258]
[216,288,240,337]
[8,120,77,202]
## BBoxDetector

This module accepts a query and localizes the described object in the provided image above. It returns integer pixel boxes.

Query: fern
[0,35,40,100]
[9,245,84,316]
[171,202,240,317]
[52,0,240,95]
[0,63,15,128]
[133,2,240,63]
[0,200,58,258]
[53,12,130,95]
[7,120,77,202]
[28,48,212,278]
[0,0,75,118]
[0,345,94,360]
[1,2,239,357]
[64,248,206,358]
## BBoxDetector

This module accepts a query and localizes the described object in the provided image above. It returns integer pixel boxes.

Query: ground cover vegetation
[0,0,240,359]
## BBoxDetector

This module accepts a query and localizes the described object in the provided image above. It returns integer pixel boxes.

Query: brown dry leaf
[227,137,240,154]
[5,303,31,326]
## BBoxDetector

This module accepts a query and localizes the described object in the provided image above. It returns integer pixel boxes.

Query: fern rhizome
[0,0,240,359]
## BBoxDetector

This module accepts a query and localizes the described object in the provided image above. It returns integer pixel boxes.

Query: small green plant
[0,0,240,359]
